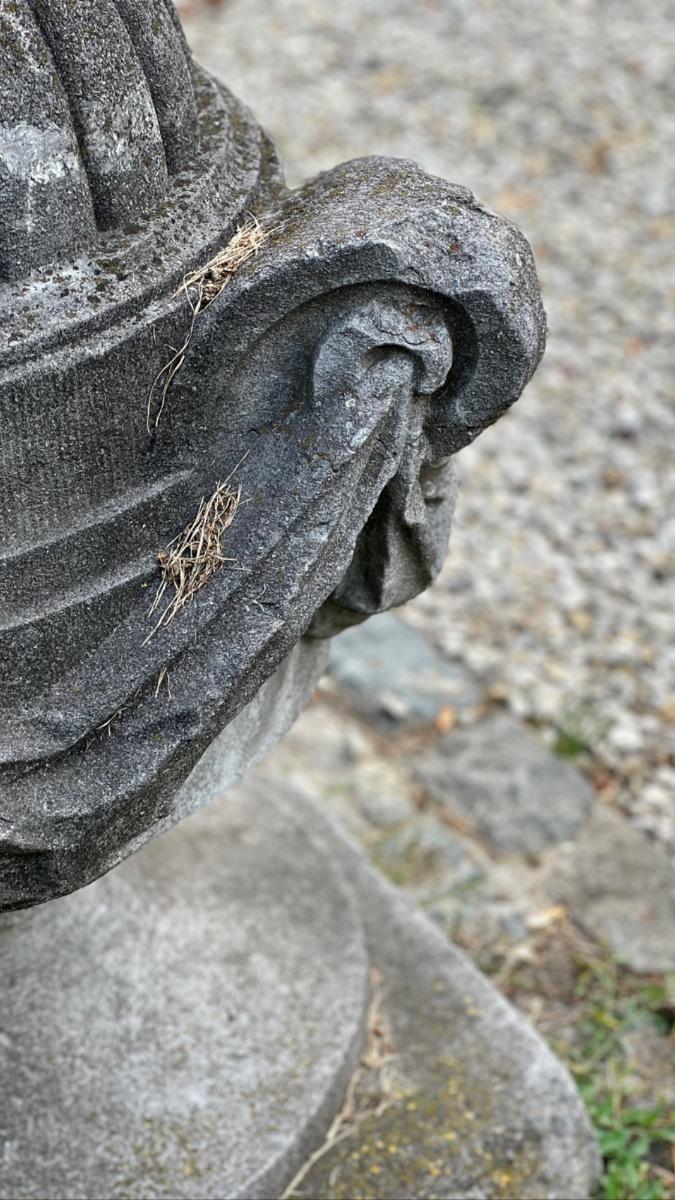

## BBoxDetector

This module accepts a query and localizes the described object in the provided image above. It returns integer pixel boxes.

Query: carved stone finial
[0,0,545,910]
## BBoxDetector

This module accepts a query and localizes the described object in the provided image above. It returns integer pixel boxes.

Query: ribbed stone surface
[0,0,199,278]
[0,1,96,278]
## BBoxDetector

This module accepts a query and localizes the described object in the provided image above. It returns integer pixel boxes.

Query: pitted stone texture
[29,0,168,226]
[112,0,198,173]
[0,783,368,1200]
[413,714,594,854]
[0,1,96,278]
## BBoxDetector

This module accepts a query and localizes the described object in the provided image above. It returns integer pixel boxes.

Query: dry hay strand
[279,968,399,1200]
[179,214,266,310]
[147,216,267,433]
[143,479,242,643]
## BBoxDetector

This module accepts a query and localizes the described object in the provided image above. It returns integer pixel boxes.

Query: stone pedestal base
[0,774,599,1199]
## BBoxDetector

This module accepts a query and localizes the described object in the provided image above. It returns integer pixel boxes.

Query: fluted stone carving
[0,0,198,277]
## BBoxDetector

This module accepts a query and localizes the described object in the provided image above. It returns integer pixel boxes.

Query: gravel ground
[181,0,675,849]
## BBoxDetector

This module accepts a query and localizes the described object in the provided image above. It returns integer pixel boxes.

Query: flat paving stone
[544,806,675,973]
[413,714,595,854]
[329,612,480,727]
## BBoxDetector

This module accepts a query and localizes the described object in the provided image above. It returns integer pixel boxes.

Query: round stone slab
[0,787,369,1200]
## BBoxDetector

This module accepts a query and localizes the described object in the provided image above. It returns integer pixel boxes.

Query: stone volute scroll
[0,0,544,912]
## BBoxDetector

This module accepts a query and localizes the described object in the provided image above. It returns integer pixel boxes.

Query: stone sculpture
[0,5,602,1199]
[0,0,544,912]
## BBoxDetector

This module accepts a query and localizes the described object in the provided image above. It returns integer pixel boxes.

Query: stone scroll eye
[308,290,454,436]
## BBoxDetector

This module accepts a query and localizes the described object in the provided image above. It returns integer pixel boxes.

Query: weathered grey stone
[544,806,675,972]
[0,0,198,279]
[329,611,481,726]
[0,778,368,1200]
[0,2,544,916]
[27,0,168,227]
[414,714,595,854]
[0,773,599,1200]
[112,0,198,174]
[0,1,96,278]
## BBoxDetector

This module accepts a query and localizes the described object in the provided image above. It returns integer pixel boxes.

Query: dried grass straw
[147,216,266,433]
[279,968,399,1199]
[143,476,242,644]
